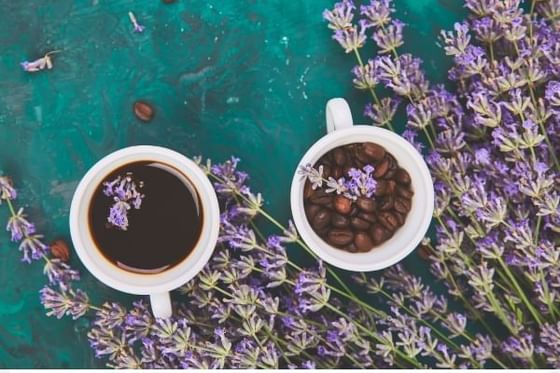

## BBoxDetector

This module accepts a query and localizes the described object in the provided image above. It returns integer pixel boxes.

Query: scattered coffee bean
[331,213,350,228]
[303,142,414,253]
[395,168,411,185]
[328,229,354,246]
[356,197,376,212]
[333,195,352,215]
[362,142,386,161]
[394,197,411,214]
[310,189,332,205]
[312,209,331,230]
[357,212,376,223]
[379,196,395,211]
[351,216,371,231]
[354,232,374,252]
[50,239,70,262]
[305,204,321,221]
[373,158,390,179]
[133,100,155,122]
[333,148,347,166]
[378,211,399,231]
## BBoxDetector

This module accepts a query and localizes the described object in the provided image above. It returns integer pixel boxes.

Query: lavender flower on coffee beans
[326,0,560,368]
[299,163,376,200]
[103,173,144,231]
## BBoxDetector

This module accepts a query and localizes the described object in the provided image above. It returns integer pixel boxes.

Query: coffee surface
[89,161,202,274]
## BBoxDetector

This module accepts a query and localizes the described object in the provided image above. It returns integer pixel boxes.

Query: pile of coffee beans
[303,142,414,253]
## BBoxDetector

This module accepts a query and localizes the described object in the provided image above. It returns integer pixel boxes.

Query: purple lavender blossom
[344,165,377,199]
[128,11,145,33]
[103,173,144,231]
[40,285,89,319]
[0,176,16,201]
[20,51,60,73]
[6,207,35,241]
[322,0,355,31]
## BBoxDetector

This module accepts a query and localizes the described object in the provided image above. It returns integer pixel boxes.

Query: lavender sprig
[298,163,376,200]
[103,173,144,231]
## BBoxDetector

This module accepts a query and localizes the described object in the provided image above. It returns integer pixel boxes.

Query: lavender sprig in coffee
[300,142,413,253]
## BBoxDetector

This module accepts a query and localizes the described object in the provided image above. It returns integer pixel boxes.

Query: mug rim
[290,125,434,272]
[69,145,220,294]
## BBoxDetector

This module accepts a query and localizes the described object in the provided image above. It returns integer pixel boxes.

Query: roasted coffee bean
[331,213,350,228]
[394,212,406,226]
[378,211,399,231]
[354,232,374,252]
[362,142,386,161]
[379,196,395,211]
[395,168,411,185]
[386,153,397,169]
[305,204,321,221]
[355,149,370,163]
[323,165,332,178]
[373,158,390,179]
[397,185,414,199]
[394,197,411,214]
[133,100,155,122]
[383,169,396,180]
[328,229,354,246]
[312,209,332,230]
[319,155,332,166]
[349,206,359,217]
[333,195,352,215]
[351,217,371,231]
[356,197,376,212]
[304,182,314,199]
[50,240,70,262]
[358,212,376,223]
[310,189,332,205]
[333,166,343,179]
[346,243,358,253]
[333,148,347,166]
[370,225,392,244]
[375,180,396,196]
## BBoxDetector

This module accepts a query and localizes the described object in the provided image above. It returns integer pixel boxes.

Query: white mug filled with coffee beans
[290,98,434,272]
[70,146,220,318]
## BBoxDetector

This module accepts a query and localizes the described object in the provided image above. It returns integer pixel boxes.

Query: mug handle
[326,98,354,133]
[150,292,172,318]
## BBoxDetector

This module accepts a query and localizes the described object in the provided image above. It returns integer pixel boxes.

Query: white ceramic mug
[69,146,220,318]
[290,98,434,272]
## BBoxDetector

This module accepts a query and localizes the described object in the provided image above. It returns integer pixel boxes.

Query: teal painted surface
[0,0,464,367]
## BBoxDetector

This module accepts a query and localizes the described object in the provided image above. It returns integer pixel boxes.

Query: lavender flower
[20,51,60,73]
[6,207,35,241]
[128,12,144,33]
[323,0,355,31]
[103,173,144,230]
[0,176,16,201]
[344,165,377,199]
[40,285,89,319]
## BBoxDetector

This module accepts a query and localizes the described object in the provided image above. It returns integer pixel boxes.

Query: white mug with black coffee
[70,146,220,318]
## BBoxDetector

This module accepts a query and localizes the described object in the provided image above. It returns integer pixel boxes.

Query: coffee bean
[312,209,332,230]
[362,142,386,161]
[378,211,399,231]
[373,158,390,179]
[310,189,332,205]
[323,165,332,178]
[395,168,411,185]
[383,169,396,180]
[354,232,374,252]
[349,206,359,217]
[304,182,314,200]
[358,212,376,223]
[356,197,376,212]
[319,155,332,166]
[333,195,352,215]
[355,149,370,163]
[346,243,358,253]
[379,196,395,211]
[394,212,406,226]
[331,213,350,228]
[375,180,396,196]
[370,225,392,244]
[133,100,154,122]
[333,166,343,179]
[397,185,414,199]
[394,197,411,214]
[305,204,321,221]
[50,239,70,262]
[333,148,348,166]
[328,229,354,246]
[351,217,371,230]
[387,154,398,169]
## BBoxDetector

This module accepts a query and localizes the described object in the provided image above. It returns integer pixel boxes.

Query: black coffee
[89,161,203,274]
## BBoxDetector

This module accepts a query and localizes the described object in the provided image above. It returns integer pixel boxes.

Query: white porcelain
[69,146,220,318]
[290,98,434,272]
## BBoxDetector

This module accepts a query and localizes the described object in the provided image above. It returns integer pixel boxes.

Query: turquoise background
[0,0,463,368]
